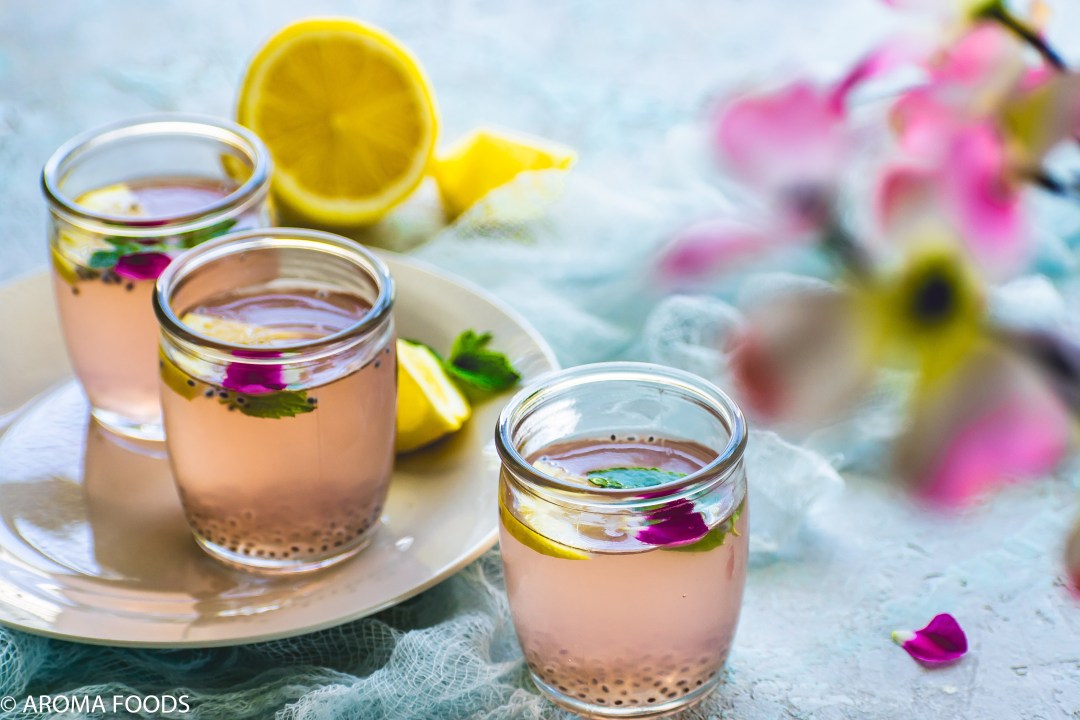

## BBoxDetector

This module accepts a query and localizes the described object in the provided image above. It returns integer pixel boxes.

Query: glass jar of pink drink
[153,229,396,573]
[495,363,749,718]
[42,115,272,440]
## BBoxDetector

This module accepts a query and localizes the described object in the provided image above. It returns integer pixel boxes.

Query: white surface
[0,254,557,647]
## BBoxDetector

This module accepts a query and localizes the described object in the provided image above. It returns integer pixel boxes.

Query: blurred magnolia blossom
[660,0,1080,587]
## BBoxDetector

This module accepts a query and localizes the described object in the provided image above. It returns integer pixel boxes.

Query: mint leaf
[93,237,159,270]
[585,467,687,489]
[221,390,316,419]
[102,235,135,247]
[445,330,521,392]
[88,250,122,270]
[667,498,745,553]
[180,218,238,249]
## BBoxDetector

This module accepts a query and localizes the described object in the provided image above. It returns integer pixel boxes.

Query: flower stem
[983,5,1067,72]
[1030,169,1080,200]
[820,220,872,281]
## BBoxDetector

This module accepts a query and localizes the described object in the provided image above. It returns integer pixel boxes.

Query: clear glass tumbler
[42,114,273,440]
[496,362,749,717]
[154,228,396,573]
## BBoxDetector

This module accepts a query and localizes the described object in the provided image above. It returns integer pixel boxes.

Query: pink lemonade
[500,436,748,715]
[160,282,396,573]
[51,177,262,437]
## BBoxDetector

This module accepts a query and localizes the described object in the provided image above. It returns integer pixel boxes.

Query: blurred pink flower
[895,348,1070,507]
[941,122,1026,267]
[667,44,910,283]
[892,613,968,665]
[877,122,1027,274]
[715,81,848,196]
[659,220,780,283]
[919,391,1066,506]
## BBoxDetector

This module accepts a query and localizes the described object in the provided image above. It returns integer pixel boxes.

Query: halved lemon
[499,498,589,560]
[396,339,471,453]
[431,127,576,221]
[237,18,439,225]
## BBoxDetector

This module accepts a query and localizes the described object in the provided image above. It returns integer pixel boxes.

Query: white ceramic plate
[0,253,557,647]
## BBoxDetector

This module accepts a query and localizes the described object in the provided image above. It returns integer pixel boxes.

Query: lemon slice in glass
[396,339,471,453]
[499,497,589,560]
[52,184,148,277]
[237,18,439,225]
[180,313,309,347]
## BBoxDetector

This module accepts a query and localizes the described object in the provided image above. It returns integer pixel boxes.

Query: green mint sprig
[218,389,316,419]
[89,237,147,270]
[445,330,522,392]
[86,218,239,271]
[406,330,522,394]
[586,467,687,489]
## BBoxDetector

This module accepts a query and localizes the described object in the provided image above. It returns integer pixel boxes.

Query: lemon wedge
[499,498,589,560]
[159,350,201,400]
[51,184,147,275]
[431,127,576,221]
[75,183,146,216]
[180,313,308,347]
[396,339,471,453]
[237,18,439,225]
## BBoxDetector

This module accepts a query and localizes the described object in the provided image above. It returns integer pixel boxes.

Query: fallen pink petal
[892,613,968,665]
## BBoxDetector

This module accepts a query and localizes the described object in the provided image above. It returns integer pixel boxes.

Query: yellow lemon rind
[499,499,589,560]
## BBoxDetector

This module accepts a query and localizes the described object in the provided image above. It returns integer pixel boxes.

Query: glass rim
[495,361,748,503]
[41,113,271,235]
[153,227,395,357]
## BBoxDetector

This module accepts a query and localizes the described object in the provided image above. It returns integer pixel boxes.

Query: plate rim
[0,252,559,648]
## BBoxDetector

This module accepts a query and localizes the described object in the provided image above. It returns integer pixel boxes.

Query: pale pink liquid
[51,177,249,434]
[500,437,748,712]
[161,286,396,571]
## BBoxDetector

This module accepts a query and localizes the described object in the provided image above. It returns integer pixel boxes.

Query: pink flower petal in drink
[223,350,286,395]
[114,252,172,280]
[714,81,848,193]
[892,613,968,665]
[637,499,710,547]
